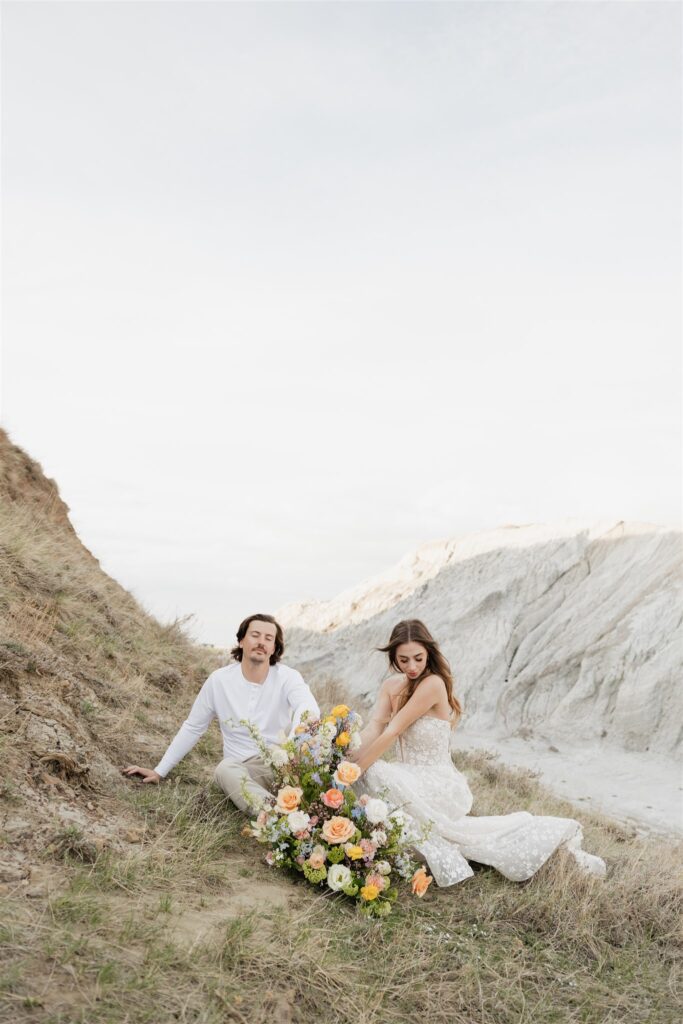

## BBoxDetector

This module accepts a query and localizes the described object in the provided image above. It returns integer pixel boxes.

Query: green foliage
[303,864,327,884]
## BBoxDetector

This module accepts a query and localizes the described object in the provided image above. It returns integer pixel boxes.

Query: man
[123,613,319,811]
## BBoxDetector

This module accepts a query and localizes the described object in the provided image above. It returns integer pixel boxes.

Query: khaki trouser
[213,755,275,813]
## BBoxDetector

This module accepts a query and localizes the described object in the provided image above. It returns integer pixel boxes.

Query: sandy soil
[453,729,683,838]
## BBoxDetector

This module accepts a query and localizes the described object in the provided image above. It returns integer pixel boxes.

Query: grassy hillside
[0,431,680,1023]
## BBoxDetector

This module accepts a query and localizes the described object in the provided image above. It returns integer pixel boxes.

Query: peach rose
[334,761,362,786]
[275,785,303,814]
[331,704,350,718]
[321,788,345,810]
[321,816,356,845]
[360,883,380,901]
[335,731,351,748]
[411,867,433,898]
[308,845,327,870]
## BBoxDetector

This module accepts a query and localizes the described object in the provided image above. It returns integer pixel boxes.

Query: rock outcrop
[280,520,683,758]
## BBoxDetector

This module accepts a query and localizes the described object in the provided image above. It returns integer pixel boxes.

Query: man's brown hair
[230,614,284,665]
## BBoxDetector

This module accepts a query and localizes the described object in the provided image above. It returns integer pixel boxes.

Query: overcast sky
[2,1,680,646]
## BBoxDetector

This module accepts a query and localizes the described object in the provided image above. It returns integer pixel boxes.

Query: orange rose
[275,786,303,814]
[321,816,356,845]
[335,731,350,748]
[411,867,433,897]
[334,761,362,785]
[321,788,345,810]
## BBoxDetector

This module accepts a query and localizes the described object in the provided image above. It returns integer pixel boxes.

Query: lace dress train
[357,717,606,887]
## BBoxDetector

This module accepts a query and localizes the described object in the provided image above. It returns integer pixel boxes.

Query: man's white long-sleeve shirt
[154,662,320,778]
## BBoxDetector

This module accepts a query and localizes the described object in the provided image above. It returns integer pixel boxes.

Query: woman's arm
[352,680,395,762]
[355,675,444,773]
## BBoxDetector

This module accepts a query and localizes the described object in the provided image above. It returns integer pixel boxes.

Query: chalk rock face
[280,521,683,758]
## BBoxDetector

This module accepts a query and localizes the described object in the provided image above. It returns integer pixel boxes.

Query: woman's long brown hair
[379,619,462,725]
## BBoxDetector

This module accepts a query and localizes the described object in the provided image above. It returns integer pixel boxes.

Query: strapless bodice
[398,716,452,766]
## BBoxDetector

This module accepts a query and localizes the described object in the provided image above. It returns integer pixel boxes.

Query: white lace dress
[358,716,606,887]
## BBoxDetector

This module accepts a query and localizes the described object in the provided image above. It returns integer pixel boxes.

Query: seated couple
[123,613,605,886]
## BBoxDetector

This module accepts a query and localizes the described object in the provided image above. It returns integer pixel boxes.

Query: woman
[352,619,606,887]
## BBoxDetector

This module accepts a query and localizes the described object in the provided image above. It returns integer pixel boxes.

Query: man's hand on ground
[122,765,162,784]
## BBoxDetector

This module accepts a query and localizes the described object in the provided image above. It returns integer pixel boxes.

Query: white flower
[321,721,337,738]
[349,732,362,751]
[375,860,392,876]
[287,810,310,834]
[269,747,289,767]
[389,809,406,826]
[364,798,389,824]
[327,864,352,891]
[370,829,387,846]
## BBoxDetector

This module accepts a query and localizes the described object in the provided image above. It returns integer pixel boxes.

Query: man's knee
[213,758,243,795]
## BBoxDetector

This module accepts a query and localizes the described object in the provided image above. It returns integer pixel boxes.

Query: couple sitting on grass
[124,612,606,886]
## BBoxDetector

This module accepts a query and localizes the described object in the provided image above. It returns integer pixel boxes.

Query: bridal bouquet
[239,705,432,917]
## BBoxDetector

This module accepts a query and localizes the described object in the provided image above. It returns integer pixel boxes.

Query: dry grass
[2,761,680,1024]
[1,429,681,1023]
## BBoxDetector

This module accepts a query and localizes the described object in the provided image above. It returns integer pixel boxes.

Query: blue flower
[351,806,364,820]
[311,772,322,785]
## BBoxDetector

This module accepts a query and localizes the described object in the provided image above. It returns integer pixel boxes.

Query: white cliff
[280,520,683,761]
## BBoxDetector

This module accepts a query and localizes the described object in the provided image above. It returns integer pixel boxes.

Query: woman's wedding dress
[358,716,606,887]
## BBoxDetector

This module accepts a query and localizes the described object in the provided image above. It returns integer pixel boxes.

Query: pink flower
[359,794,370,806]
[360,839,377,861]
[265,852,275,866]
[366,871,388,890]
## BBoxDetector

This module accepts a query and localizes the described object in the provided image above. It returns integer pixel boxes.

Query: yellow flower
[344,843,364,860]
[335,731,350,747]
[360,883,380,901]
[331,704,350,718]
[294,725,307,735]
[323,715,336,724]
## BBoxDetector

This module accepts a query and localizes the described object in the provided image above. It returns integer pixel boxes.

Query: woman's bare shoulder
[381,675,406,694]
[421,673,448,693]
